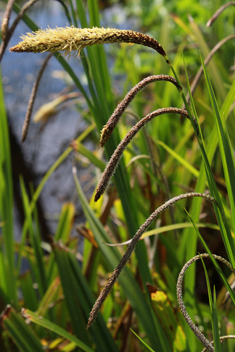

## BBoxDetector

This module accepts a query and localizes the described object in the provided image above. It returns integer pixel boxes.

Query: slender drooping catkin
[95,108,194,202]
[10,26,167,59]
[207,2,235,27]
[22,52,53,142]
[87,192,217,328]
[100,75,182,147]
[184,33,235,108]
[177,254,234,352]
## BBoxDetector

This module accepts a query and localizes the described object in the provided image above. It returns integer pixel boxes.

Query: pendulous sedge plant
[6,2,235,351]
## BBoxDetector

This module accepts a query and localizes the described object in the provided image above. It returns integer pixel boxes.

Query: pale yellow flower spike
[10,26,168,61]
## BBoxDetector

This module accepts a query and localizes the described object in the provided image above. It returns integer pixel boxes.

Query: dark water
[0,1,131,241]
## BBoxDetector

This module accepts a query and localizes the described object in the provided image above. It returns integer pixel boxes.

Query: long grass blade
[0,70,15,304]
[53,245,119,351]
[202,58,235,237]
[200,258,222,352]
[16,123,95,276]
[183,62,235,266]
[21,309,94,352]
[19,176,48,296]
[130,329,155,352]
[157,140,199,177]
[54,203,75,242]
[1,306,44,352]
[212,287,222,352]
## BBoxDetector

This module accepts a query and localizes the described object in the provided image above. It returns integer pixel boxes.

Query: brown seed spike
[88,192,218,328]
[100,75,182,147]
[96,108,192,202]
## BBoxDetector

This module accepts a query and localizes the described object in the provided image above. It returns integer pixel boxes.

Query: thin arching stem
[207,2,235,27]
[184,34,235,108]
[177,254,234,352]
[0,0,38,61]
[1,0,15,41]
[100,75,182,147]
[87,192,217,328]
[95,107,193,202]
[201,336,235,352]
[21,53,53,143]
[22,52,53,142]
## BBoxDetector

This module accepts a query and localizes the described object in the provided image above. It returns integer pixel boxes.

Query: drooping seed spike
[207,2,235,27]
[88,192,218,328]
[10,26,167,59]
[95,108,194,202]
[100,75,182,147]
[177,253,234,352]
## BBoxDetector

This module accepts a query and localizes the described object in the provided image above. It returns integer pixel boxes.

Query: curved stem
[207,2,235,27]
[201,335,235,352]
[21,52,53,142]
[177,254,234,352]
[1,0,15,41]
[184,34,235,108]
[100,75,181,147]
[0,0,38,61]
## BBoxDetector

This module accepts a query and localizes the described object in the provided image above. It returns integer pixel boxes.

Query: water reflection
[1,2,89,239]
